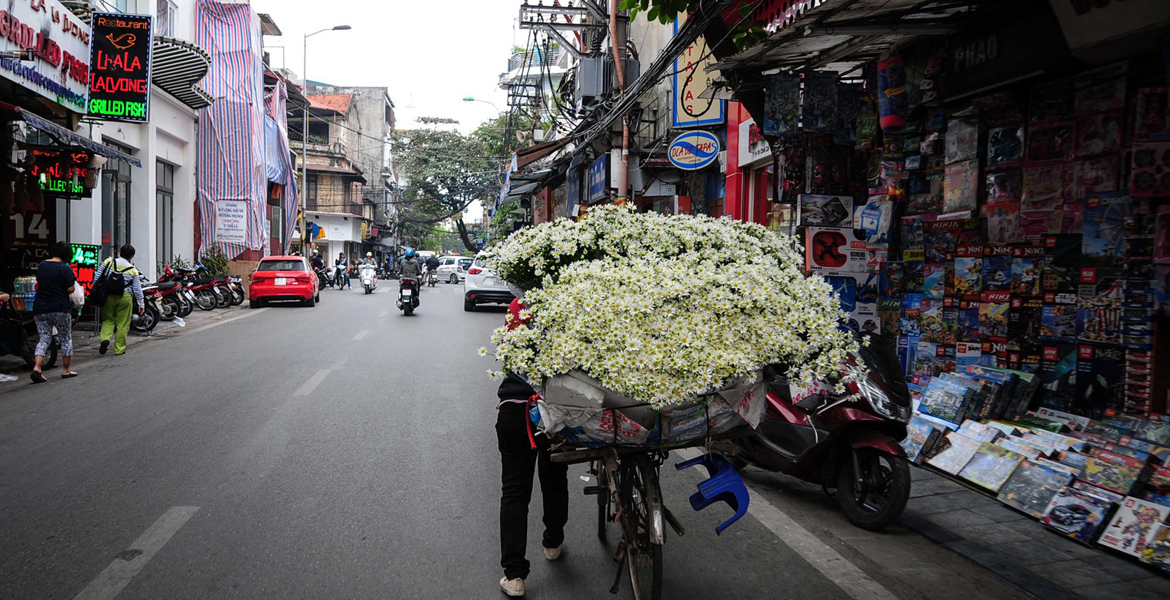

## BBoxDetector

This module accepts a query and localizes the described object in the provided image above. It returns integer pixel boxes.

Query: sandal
[61,371,78,379]
[30,371,47,384]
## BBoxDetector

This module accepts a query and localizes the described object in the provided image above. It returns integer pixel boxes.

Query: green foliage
[201,245,229,276]
[391,117,504,252]
[158,254,191,274]
[620,0,768,49]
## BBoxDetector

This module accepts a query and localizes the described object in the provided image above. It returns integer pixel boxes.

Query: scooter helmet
[405,249,415,258]
[366,252,373,258]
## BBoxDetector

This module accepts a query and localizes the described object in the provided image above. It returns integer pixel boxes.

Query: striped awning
[152,36,215,110]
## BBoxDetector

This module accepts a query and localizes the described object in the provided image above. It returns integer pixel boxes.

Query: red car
[249,255,320,308]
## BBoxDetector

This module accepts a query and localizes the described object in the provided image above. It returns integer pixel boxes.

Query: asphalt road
[0,282,1031,600]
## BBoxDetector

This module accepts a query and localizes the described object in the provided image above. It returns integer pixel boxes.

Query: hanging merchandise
[803,72,839,133]
[1074,111,1123,158]
[987,124,1024,168]
[1027,121,1076,164]
[877,49,908,134]
[946,119,981,165]
[1134,88,1170,141]
[986,170,1022,204]
[763,74,801,137]
[1130,142,1170,196]
[944,160,980,213]
[1031,78,1075,126]
[1075,156,1121,202]
[834,84,864,145]
[1074,62,1128,115]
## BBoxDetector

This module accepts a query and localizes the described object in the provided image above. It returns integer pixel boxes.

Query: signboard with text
[70,243,100,297]
[215,200,247,244]
[672,13,724,128]
[0,0,91,112]
[88,13,153,122]
[29,147,91,198]
[587,154,610,204]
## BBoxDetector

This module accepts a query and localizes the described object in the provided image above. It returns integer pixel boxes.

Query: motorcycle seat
[194,278,215,285]
[154,281,179,291]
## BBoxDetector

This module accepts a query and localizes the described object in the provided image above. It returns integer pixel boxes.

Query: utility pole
[300,25,350,255]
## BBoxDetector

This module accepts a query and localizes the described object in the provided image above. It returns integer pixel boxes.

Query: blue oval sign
[668,131,720,171]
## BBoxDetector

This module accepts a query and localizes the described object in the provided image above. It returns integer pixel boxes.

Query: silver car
[436,256,473,284]
[464,252,516,311]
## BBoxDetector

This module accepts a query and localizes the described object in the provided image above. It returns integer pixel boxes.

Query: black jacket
[498,373,536,401]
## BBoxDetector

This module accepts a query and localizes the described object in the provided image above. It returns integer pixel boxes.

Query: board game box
[1141,524,1170,573]
[954,244,984,299]
[902,416,944,464]
[1043,234,1083,294]
[806,227,870,273]
[1078,449,1147,495]
[959,442,1025,492]
[1082,192,1132,267]
[927,431,983,475]
[1078,267,1124,345]
[1098,497,1170,559]
[1039,343,1078,412]
[1074,345,1125,419]
[800,194,854,228]
[924,263,949,300]
[1011,246,1044,296]
[1041,292,1079,341]
[980,291,1010,340]
[983,203,1020,244]
[998,459,1075,518]
[983,245,1013,292]
[918,374,972,424]
[1041,486,1115,544]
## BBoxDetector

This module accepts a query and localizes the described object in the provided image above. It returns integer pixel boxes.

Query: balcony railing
[507,48,564,72]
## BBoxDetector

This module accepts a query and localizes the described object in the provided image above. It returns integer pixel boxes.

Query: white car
[464,252,516,311]
[435,256,473,284]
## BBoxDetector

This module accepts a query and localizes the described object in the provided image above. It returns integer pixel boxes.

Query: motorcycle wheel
[159,296,179,321]
[133,305,160,333]
[230,288,245,306]
[403,303,413,316]
[195,290,216,311]
[178,295,194,318]
[836,448,911,531]
[596,463,609,542]
[19,332,57,370]
[214,287,231,308]
[449,275,458,284]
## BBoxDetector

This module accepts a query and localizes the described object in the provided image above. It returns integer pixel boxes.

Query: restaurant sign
[29,147,91,198]
[0,0,91,111]
[89,13,153,122]
[669,131,720,170]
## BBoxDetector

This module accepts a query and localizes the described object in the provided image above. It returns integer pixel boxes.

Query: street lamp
[462,96,502,115]
[300,25,350,254]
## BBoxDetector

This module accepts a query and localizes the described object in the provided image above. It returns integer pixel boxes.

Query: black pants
[497,402,569,580]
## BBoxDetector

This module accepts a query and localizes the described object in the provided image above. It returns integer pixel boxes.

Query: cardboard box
[805,227,869,272]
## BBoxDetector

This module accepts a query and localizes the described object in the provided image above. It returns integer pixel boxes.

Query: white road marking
[72,506,199,600]
[353,330,369,340]
[675,448,898,600]
[294,369,331,396]
[190,308,267,334]
[378,310,389,317]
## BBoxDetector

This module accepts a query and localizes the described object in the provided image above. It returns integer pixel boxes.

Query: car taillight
[468,267,482,275]
[253,276,266,284]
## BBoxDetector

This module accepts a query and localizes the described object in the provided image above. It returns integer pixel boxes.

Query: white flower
[484,205,861,409]
[477,347,488,357]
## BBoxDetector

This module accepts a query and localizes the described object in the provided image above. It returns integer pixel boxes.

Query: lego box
[805,227,870,273]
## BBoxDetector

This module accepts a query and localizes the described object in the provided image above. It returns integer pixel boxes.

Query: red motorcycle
[723,334,913,530]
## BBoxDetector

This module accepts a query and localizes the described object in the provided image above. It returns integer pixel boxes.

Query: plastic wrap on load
[533,382,768,448]
[543,370,640,409]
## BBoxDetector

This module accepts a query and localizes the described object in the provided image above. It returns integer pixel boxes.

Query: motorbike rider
[310,250,325,272]
[398,249,423,292]
[425,254,441,284]
[335,252,351,290]
[362,252,377,266]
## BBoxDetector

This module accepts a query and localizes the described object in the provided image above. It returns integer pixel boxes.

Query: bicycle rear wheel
[622,456,663,600]
[596,462,609,542]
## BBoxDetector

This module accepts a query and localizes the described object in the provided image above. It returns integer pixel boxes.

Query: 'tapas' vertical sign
[88,13,153,122]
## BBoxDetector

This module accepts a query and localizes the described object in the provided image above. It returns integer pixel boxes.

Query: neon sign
[88,13,152,122]
[29,147,91,197]
[71,243,99,297]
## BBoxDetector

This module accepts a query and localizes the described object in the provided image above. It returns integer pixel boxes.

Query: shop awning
[152,36,215,110]
[306,163,367,184]
[710,0,979,76]
[9,107,142,167]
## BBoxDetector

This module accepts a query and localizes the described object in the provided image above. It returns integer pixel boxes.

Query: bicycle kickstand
[609,542,626,594]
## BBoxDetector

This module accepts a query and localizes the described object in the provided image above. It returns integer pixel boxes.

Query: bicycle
[550,446,679,600]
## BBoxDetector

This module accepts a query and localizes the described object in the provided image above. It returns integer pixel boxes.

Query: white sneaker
[544,545,562,561]
[499,576,525,597]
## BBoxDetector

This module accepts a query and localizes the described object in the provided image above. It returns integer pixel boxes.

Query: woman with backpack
[30,241,78,383]
[93,244,144,356]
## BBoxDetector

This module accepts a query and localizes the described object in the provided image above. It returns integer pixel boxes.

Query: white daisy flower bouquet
[485,204,859,410]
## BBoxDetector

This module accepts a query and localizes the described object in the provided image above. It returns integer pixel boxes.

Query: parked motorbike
[720,333,912,531]
[226,275,245,305]
[130,289,162,333]
[360,264,377,294]
[0,301,58,369]
[316,267,334,289]
[396,278,419,315]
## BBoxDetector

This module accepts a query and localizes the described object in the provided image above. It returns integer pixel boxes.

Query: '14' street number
[10,214,51,240]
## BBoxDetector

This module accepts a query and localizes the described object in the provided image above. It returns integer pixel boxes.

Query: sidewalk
[902,465,1170,600]
[0,305,249,384]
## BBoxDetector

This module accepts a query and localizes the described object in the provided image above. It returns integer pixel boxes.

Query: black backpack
[99,259,131,298]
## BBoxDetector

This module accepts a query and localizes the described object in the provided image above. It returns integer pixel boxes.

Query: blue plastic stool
[676,453,749,535]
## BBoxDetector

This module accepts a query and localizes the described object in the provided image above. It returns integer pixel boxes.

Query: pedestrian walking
[496,297,568,597]
[30,241,78,383]
[94,244,144,356]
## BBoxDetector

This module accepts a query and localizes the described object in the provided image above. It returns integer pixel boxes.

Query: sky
[251,0,518,134]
